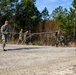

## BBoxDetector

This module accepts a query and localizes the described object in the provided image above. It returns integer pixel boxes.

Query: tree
[0,0,42,33]
[51,6,74,36]
[42,7,49,20]
[41,7,49,32]
[15,0,41,32]
[72,0,76,8]
[72,0,76,39]
[0,0,19,26]
[51,2,76,41]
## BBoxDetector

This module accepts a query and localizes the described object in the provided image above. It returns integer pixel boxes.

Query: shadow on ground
[7,46,45,51]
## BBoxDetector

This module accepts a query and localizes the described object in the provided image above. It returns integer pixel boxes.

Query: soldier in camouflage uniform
[23,31,28,44]
[1,21,9,51]
[59,35,65,46]
[17,29,23,44]
[55,31,60,47]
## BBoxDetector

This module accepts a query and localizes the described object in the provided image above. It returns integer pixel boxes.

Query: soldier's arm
[1,26,8,34]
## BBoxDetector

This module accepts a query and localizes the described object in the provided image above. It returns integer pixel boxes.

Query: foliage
[41,7,49,32]
[72,0,76,9]
[16,0,42,32]
[0,0,42,32]
[41,7,49,20]
[38,20,60,32]
[51,3,76,38]
[0,0,76,41]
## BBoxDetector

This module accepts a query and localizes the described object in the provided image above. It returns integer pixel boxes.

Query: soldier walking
[1,21,10,51]
[23,31,28,44]
[55,31,60,47]
[17,29,23,44]
[59,35,65,46]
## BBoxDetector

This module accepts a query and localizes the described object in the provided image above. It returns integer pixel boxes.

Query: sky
[35,0,73,14]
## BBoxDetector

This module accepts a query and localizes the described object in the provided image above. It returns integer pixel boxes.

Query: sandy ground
[0,44,76,75]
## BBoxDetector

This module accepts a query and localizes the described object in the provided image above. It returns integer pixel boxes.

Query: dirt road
[0,44,76,75]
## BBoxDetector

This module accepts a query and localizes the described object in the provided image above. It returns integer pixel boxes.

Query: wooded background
[0,0,76,46]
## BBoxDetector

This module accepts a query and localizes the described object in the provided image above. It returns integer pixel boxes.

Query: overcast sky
[35,0,73,14]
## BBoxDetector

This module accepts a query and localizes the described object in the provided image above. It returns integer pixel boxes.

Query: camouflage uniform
[55,31,59,47]
[23,31,28,44]
[17,29,23,44]
[59,35,65,46]
[1,21,9,51]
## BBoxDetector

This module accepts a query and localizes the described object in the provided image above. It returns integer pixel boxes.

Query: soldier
[23,31,28,44]
[55,31,60,47]
[17,29,23,44]
[1,21,10,51]
[59,35,65,46]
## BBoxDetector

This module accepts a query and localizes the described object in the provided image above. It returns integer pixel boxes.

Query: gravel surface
[0,44,76,75]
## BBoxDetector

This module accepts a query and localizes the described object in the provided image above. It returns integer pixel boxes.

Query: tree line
[0,0,76,41]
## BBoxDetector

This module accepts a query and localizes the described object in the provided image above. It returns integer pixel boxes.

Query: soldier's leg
[2,42,6,50]
[22,38,25,44]
[56,38,59,47]
[21,39,23,44]
[17,39,20,44]
[23,35,27,44]
[2,35,6,51]
[17,40,19,44]
[60,41,62,46]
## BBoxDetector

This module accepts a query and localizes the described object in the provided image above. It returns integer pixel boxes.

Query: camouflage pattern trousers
[2,34,8,50]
